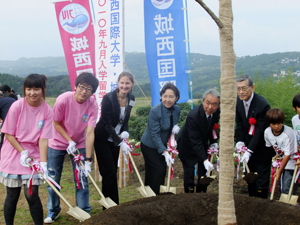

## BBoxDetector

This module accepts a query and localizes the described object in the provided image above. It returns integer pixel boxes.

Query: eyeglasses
[78,84,93,94]
[237,86,250,92]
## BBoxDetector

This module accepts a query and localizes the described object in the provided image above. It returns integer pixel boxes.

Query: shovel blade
[99,197,117,209]
[160,185,176,194]
[137,186,156,197]
[242,172,258,183]
[279,193,299,205]
[66,206,90,221]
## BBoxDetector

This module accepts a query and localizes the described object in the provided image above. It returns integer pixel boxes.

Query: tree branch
[194,0,224,29]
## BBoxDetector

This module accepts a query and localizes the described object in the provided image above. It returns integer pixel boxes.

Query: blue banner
[144,0,189,106]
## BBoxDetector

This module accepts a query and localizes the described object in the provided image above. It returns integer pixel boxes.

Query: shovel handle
[25,158,74,210]
[207,153,214,175]
[127,149,145,188]
[287,159,300,200]
[244,160,251,174]
[270,167,277,200]
[166,152,173,191]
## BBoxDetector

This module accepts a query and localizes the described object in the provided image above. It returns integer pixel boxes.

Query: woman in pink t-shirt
[0,74,53,225]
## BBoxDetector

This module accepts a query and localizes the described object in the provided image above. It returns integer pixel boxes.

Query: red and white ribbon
[212,123,219,139]
[270,159,282,193]
[73,153,85,190]
[207,147,219,172]
[166,133,179,180]
[27,160,62,194]
[248,117,256,136]
[123,139,141,173]
[235,146,247,179]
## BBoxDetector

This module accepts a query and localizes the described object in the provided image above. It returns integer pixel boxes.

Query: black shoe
[256,189,268,199]
[196,182,207,193]
[184,187,195,193]
[247,182,257,197]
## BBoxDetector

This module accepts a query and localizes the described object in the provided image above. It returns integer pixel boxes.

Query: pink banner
[55,0,96,91]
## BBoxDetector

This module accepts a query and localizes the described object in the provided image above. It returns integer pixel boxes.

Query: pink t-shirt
[0,98,53,175]
[49,92,98,150]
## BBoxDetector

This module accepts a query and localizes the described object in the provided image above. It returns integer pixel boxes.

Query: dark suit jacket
[94,91,135,146]
[177,104,220,166]
[235,92,273,159]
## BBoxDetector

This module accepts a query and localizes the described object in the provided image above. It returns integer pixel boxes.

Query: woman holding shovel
[264,108,298,195]
[141,83,180,195]
[0,74,53,225]
[94,72,135,209]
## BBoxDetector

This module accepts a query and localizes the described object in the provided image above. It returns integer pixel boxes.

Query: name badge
[129,100,135,107]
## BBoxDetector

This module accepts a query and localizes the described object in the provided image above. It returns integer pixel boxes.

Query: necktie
[207,115,212,128]
[245,102,248,117]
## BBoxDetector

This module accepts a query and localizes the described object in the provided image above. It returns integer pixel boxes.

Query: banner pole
[184,0,193,110]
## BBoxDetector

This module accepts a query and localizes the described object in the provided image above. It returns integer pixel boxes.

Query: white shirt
[264,125,297,170]
[291,114,300,146]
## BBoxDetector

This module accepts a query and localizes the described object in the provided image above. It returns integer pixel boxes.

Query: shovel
[279,159,299,205]
[160,152,176,194]
[73,151,117,209]
[242,158,258,183]
[127,150,156,197]
[198,153,216,185]
[270,167,278,200]
[26,158,90,222]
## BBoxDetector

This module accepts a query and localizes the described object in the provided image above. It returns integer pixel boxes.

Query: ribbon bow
[207,147,219,172]
[248,117,256,135]
[73,153,85,189]
[212,123,219,139]
[270,159,282,193]
[166,131,179,180]
[235,146,248,179]
[27,160,62,195]
[123,139,141,173]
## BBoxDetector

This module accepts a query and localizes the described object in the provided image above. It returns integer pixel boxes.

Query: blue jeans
[279,169,298,195]
[46,147,91,216]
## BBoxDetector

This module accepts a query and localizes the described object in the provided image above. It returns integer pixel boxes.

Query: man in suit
[177,89,220,193]
[236,74,274,199]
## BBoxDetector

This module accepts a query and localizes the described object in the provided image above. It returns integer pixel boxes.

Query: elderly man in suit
[236,74,274,199]
[177,89,220,193]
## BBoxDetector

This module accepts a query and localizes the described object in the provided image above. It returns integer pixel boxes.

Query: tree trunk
[217,0,237,224]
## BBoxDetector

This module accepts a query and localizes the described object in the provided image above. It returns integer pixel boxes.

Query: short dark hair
[292,93,300,108]
[159,83,180,103]
[23,74,48,99]
[265,108,285,124]
[236,74,253,87]
[0,84,12,93]
[75,72,99,94]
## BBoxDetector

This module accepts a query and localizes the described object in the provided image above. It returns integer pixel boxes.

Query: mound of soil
[81,193,299,225]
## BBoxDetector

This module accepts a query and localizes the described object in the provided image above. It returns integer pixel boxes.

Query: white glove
[172,124,180,134]
[84,161,92,177]
[241,150,251,164]
[162,151,174,167]
[120,131,129,139]
[235,141,245,150]
[120,141,131,164]
[39,162,48,180]
[203,160,214,172]
[209,143,218,149]
[67,141,76,154]
[20,150,30,167]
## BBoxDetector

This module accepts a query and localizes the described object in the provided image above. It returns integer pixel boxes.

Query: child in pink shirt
[0,74,53,225]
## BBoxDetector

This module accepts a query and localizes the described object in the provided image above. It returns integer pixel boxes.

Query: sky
[0,0,300,61]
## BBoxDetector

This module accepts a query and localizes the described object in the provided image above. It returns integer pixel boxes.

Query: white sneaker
[44,213,59,224]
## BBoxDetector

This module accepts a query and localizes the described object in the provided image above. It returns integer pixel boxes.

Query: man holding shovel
[177,89,220,193]
[44,73,98,223]
[235,74,274,199]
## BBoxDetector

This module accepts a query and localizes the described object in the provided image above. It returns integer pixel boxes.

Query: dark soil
[81,193,299,225]
[80,153,300,225]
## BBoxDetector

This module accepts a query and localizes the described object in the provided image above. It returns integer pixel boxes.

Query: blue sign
[144,0,189,106]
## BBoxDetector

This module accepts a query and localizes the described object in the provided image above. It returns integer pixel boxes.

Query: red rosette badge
[212,123,219,139]
[248,117,256,135]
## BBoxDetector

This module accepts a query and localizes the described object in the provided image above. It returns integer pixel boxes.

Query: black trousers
[182,161,206,188]
[94,140,120,205]
[141,142,166,195]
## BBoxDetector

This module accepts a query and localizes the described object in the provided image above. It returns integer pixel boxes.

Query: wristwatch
[85,157,92,162]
